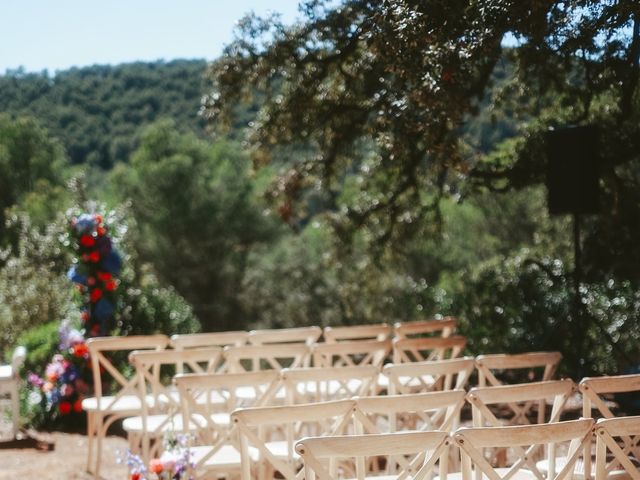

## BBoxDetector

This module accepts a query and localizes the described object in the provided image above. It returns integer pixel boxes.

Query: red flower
[91,324,101,336]
[97,226,107,236]
[105,280,117,291]
[90,288,103,302]
[82,253,89,262]
[73,399,83,413]
[130,473,141,480]
[59,401,72,415]
[81,311,90,323]
[88,251,100,263]
[97,271,112,281]
[73,343,89,358]
[149,459,163,474]
[87,276,96,286]
[80,235,96,247]
[94,214,103,224]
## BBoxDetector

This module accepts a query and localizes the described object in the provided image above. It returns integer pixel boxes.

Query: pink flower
[160,450,178,472]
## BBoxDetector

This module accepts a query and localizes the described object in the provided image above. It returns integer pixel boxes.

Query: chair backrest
[594,416,640,480]
[579,374,640,419]
[129,347,223,411]
[296,430,450,480]
[579,373,640,479]
[454,418,594,480]
[223,343,311,373]
[392,336,466,363]
[11,346,27,376]
[233,399,355,480]
[475,351,562,387]
[323,324,392,343]
[170,331,248,349]
[353,390,467,434]
[383,357,475,394]
[281,365,379,404]
[394,317,457,339]
[247,326,322,346]
[467,379,575,427]
[87,334,169,410]
[174,370,280,446]
[312,340,391,368]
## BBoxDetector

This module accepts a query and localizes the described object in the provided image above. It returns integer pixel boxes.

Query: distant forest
[0,60,208,169]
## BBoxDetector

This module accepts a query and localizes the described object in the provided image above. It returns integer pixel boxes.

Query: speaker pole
[572,212,585,375]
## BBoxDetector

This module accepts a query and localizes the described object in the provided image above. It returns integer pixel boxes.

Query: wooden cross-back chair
[466,379,576,475]
[467,378,575,428]
[233,399,356,480]
[170,331,248,374]
[223,343,311,373]
[475,351,563,387]
[312,340,392,368]
[393,317,457,340]
[454,418,595,480]
[579,374,640,478]
[594,416,640,480]
[175,370,282,479]
[383,357,475,394]
[392,336,467,363]
[323,323,392,343]
[83,334,169,477]
[281,365,380,404]
[247,326,322,346]
[296,430,451,480]
[353,390,466,435]
[122,347,223,463]
[353,390,466,476]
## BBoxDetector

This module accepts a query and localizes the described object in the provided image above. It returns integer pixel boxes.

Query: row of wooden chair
[177,375,640,480]
[295,416,640,480]
[169,317,458,350]
[83,330,565,476]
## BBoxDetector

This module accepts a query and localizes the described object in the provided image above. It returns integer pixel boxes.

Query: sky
[0,0,301,74]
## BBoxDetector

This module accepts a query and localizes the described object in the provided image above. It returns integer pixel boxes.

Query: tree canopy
[204,0,640,278]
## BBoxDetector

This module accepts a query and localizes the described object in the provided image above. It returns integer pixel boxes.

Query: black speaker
[546,125,600,215]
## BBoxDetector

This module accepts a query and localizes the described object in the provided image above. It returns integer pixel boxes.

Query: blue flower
[67,266,87,285]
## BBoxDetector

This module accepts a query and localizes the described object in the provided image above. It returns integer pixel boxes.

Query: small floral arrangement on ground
[124,435,194,480]
[26,320,91,418]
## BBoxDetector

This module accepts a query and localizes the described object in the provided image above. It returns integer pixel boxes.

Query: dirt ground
[0,401,129,480]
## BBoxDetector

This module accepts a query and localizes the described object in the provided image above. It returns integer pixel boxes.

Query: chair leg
[86,411,95,473]
[11,381,20,438]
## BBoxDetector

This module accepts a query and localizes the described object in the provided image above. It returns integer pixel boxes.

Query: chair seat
[264,440,301,460]
[536,457,633,480]
[0,365,13,380]
[123,412,231,434]
[190,444,259,469]
[82,394,155,413]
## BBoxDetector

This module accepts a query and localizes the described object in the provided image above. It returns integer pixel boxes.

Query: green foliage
[0,114,69,240]
[112,121,279,330]
[448,251,640,377]
[0,60,207,169]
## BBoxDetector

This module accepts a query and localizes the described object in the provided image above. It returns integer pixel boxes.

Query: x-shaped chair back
[174,370,282,475]
[455,418,594,480]
[281,365,379,404]
[296,430,450,480]
[384,357,475,394]
[351,390,466,476]
[392,336,466,363]
[312,340,391,368]
[475,351,562,387]
[127,347,223,461]
[594,415,640,480]
[394,317,457,340]
[170,332,247,374]
[466,379,575,472]
[323,323,392,343]
[580,374,640,478]
[248,326,322,346]
[223,343,311,373]
[233,399,355,480]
